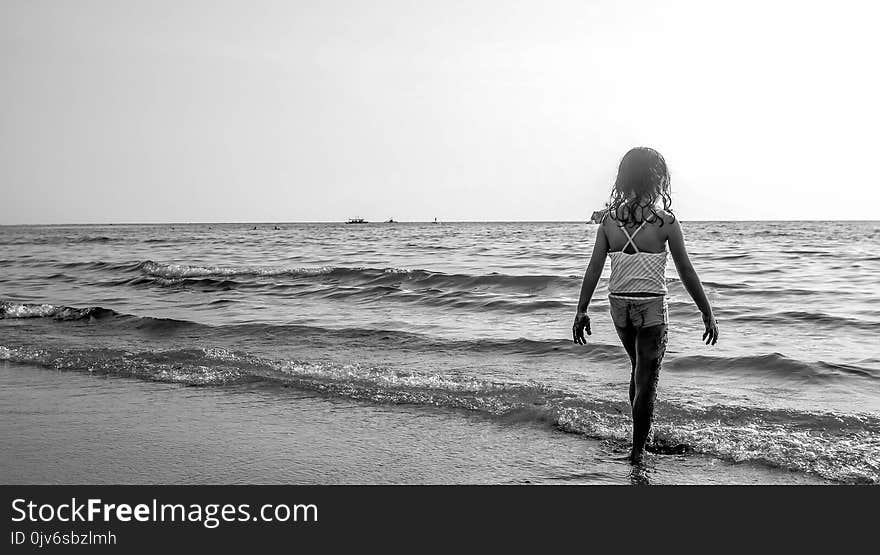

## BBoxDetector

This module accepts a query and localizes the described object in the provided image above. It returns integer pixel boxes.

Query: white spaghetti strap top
[607,221,668,295]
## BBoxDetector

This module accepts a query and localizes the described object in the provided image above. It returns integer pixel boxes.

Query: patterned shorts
[608,295,668,328]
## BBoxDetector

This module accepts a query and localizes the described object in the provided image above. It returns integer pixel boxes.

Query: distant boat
[432,217,439,224]
[385,218,396,223]
[589,209,608,224]
[346,218,368,224]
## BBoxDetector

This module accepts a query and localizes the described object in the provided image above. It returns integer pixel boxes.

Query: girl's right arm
[667,219,719,345]
[573,225,608,344]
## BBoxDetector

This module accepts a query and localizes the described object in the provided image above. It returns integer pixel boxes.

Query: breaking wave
[1,342,877,484]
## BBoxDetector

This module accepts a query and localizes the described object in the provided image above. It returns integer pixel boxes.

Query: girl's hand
[572,311,591,345]
[701,312,719,345]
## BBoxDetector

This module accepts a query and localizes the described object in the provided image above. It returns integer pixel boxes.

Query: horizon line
[2,218,877,226]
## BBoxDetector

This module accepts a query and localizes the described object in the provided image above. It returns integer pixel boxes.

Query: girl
[572,147,719,464]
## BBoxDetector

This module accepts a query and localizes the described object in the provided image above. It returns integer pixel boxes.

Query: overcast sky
[2,0,878,223]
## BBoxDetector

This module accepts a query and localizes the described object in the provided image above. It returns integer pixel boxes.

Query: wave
[0,300,623,358]
[49,260,777,316]
[58,260,144,272]
[46,261,590,313]
[1,342,877,484]
[54,259,839,302]
[74,259,734,293]
[117,275,576,313]
[139,260,339,279]
[142,238,186,244]
[729,287,819,297]
[0,301,118,321]
[135,261,583,294]
[727,310,879,331]
[57,260,583,292]
[4,300,877,381]
[0,235,117,245]
[667,352,879,382]
[49,259,835,310]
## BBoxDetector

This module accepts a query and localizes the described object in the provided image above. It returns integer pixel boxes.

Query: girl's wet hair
[607,147,675,226]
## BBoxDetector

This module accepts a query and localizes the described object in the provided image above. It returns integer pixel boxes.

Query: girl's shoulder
[650,209,678,227]
[646,210,679,243]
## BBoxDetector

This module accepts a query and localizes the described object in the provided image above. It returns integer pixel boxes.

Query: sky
[2,0,879,224]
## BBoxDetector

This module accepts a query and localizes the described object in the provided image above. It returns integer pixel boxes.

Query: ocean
[1,221,877,484]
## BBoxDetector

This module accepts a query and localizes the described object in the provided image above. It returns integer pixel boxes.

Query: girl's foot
[628,449,644,465]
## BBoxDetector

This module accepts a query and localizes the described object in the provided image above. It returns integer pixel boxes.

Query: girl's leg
[631,324,668,462]
[614,325,638,405]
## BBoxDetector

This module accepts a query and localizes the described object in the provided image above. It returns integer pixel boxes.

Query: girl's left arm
[573,226,608,344]
[667,219,719,345]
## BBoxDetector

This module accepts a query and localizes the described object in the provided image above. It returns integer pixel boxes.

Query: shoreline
[0,362,826,485]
